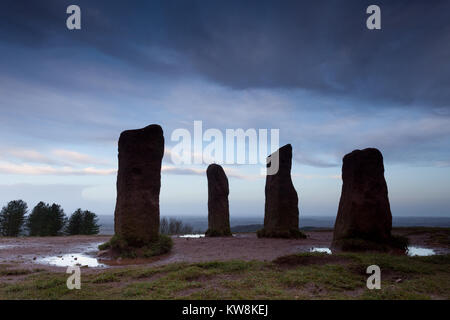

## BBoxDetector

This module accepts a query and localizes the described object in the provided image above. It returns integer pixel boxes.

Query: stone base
[98,233,173,259]
[205,228,232,237]
[332,235,408,252]
[257,228,306,239]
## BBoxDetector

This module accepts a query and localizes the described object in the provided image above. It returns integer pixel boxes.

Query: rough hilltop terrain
[0,228,449,299]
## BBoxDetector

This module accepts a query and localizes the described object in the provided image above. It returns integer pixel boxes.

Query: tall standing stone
[205,164,232,237]
[114,124,164,247]
[259,144,303,238]
[332,148,392,247]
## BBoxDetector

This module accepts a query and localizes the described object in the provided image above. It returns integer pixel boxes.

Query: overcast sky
[0,0,449,218]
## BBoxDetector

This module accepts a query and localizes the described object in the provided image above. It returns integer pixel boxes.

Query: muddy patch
[99,253,169,267]
[273,254,351,267]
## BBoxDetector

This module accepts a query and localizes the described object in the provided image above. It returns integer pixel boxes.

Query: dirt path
[152,232,333,266]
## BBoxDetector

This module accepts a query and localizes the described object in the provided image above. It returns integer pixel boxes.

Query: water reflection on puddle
[35,242,107,268]
[308,246,438,256]
[37,253,106,268]
[310,247,332,254]
[407,246,435,256]
[179,234,205,238]
[179,234,238,238]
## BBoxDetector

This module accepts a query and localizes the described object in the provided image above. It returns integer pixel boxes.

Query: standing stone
[259,144,303,238]
[114,124,164,247]
[332,148,392,247]
[205,164,232,237]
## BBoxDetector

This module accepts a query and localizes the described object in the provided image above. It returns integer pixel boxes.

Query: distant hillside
[230,225,334,233]
[96,215,450,235]
[231,224,262,233]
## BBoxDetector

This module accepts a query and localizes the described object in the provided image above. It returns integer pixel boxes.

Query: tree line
[0,200,100,237]
[159,217,196,235]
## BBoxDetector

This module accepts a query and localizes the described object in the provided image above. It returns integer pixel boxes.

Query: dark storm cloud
[1,0,449,107]
[157,0,450,107]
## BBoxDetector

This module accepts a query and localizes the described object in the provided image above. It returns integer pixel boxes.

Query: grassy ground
[0,252,448,300]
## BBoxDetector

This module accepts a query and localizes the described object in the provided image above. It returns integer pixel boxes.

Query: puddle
[407,246,436,256]
[308,246,438,256]
[179,234,238,238]
[310,247,332,254]
[37,253,106,268]
[179,234,205,238]
[34,242,107,268]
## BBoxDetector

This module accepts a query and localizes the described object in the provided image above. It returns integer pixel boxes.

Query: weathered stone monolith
[258,144,304,238]
[205,164,232,237]
[114,124,164,247]
[332,148,393,249]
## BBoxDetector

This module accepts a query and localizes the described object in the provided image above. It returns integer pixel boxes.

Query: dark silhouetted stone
[114,124,164,247]
[332,148,393,250]
[258,144,304,238]
[205,164,232,237]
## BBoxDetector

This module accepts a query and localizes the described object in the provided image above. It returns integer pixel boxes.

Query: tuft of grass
[98,234,173,258]
[194,260,256,273]
[142,234,173,258]
[98,242,110,251]
[98,234,127,251]
[92,273,120,284]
